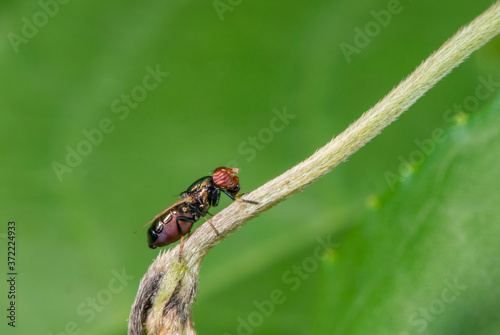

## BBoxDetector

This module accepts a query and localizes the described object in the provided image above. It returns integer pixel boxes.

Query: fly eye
[213,169,231,188]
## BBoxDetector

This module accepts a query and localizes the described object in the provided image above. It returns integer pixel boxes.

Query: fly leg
[189,205,220,236]
[176,216,196,261]
[220,188,259,205]
[202,214,219,236]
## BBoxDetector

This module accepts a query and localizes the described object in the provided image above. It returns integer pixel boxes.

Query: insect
[136,167,258,253]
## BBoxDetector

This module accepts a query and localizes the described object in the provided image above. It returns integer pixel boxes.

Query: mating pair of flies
[136,167,258,253]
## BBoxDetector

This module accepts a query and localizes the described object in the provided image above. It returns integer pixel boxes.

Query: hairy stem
[129,2,500,334]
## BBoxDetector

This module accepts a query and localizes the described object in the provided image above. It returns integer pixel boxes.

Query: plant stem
[128,2,500,334]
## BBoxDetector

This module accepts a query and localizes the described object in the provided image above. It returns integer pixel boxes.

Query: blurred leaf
[313,94,500,334]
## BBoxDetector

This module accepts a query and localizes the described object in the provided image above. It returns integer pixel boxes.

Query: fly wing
[134,197,193,233]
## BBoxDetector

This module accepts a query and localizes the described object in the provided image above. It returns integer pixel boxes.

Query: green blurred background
[1,0,499,334]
